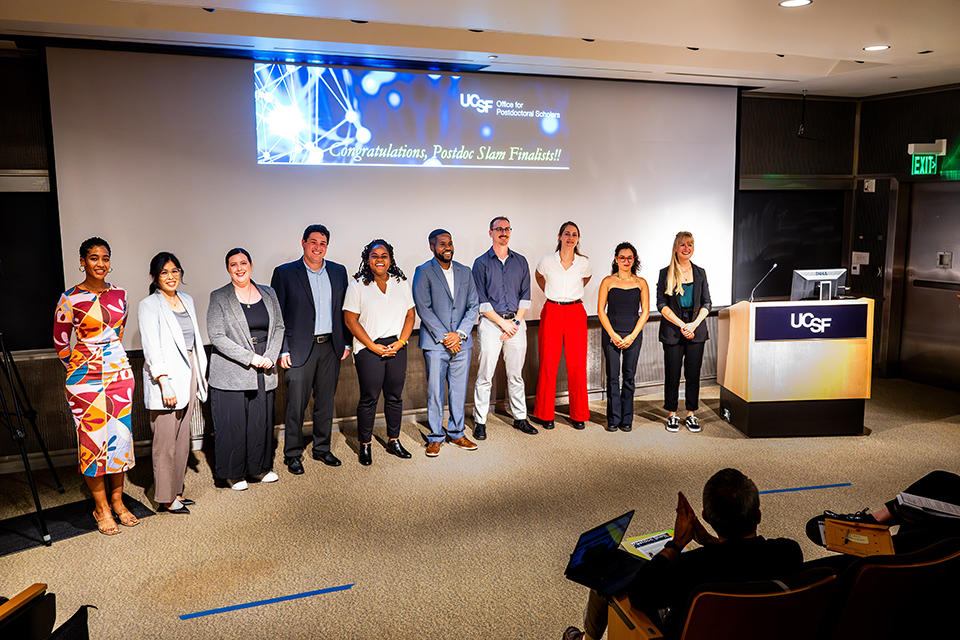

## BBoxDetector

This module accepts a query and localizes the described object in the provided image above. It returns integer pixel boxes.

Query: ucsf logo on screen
[791,312,832,333]
[460,93,493,113]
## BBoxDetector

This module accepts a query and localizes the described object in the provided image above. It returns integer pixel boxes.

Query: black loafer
[571,421,586,430]
[179,498,196,506]
[534,417,555,430]
[513,419,538,435]
[618,424,632,433]
[386,439,412,459]
[358,443,372,466]
[284,457,304,475]
[473,423,487,440]
[313,450,342,467]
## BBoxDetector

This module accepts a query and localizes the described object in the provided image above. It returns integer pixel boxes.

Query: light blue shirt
[304,258,333,335]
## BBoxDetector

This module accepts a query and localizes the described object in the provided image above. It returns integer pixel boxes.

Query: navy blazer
[270,258,349,367]
[412,258,479,351]
[656,264,712,345]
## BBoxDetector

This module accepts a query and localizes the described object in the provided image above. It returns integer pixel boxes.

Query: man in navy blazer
[412,229,480,457]
[271,224,350,474]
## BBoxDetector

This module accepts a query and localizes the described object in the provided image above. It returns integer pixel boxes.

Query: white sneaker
[230,479,248,491]
[261,471,279,483]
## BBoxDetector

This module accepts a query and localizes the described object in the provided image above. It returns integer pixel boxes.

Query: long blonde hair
[665,231,694,296]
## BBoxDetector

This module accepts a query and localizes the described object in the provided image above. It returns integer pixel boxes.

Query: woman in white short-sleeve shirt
[343,239,416,466]
[533,221,593,430]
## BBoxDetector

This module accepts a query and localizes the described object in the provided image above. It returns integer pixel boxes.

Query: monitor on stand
[790,268,847,301]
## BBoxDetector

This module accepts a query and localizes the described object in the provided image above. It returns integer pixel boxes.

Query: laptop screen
[567,511,635,570]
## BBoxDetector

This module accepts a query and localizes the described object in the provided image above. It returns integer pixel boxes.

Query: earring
[108,268,114,273]
[79,265,85,272]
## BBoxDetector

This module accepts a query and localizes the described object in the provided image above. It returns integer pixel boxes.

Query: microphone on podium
[749,262,777,302]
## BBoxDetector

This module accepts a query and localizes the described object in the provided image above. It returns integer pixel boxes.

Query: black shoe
[805,515,827,547]
[312,450,342,467]
[158,502,190,515]
[284,457,304,475]
[386,439,412,459]
[473,423,487,440]
[605,423,618,432]
[534,416,555,430]
[571,421,586,430]
[619,424,632,433]
[823,509,878,525]
[513,419,538,435]
[358,443,372,466]
[179,498,196,506]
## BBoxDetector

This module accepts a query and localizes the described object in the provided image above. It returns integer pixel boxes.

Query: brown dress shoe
[447,436,478,451]
[425,441,442,457]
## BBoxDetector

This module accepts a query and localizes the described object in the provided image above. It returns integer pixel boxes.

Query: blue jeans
[423,347,472,442]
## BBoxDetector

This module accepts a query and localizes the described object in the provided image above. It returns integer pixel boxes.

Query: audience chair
[607,567,837,640]
[820,536,960,639]
[0,583,56,640]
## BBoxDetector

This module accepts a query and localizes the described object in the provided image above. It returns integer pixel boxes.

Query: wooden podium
[717,299,873,437]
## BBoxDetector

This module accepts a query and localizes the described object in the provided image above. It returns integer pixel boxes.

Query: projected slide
[255,64,568,169]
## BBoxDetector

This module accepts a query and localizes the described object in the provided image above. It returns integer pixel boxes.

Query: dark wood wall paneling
[739,95,857,177]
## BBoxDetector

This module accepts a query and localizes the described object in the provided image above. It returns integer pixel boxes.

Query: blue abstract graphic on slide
[255,64,569,169]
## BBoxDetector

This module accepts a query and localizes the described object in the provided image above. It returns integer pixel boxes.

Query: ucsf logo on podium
[791,312,832,334]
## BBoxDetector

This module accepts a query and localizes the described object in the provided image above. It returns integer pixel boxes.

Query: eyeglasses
[492,227,512,233]
[616,255,635,262]
[160,269,181,277]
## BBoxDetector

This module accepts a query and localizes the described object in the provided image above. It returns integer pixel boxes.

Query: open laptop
[564,510,647,596]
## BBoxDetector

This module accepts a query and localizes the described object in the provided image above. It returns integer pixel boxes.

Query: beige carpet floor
[1,378,959,639]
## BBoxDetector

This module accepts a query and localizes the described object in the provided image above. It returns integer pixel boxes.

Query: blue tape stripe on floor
[179,583,354,620]
[759,483,852,495]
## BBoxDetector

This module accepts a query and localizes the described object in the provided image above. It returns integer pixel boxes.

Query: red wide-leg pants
[534,301,590,422]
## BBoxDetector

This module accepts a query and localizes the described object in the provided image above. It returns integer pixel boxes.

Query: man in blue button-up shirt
[271,224,350,474]
[471,216,537,440]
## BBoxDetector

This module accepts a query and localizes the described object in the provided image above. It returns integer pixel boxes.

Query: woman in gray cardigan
[207,248,285,490]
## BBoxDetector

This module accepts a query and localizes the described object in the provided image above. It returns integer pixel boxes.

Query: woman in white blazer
[138,252,209,514]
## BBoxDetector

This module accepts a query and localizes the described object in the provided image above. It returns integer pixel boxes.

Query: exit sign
[911,154,938,175]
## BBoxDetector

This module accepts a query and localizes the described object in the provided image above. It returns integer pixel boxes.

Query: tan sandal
[114,509,139,527]
[93,511,121,536]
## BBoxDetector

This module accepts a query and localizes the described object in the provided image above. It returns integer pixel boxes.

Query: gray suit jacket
[138,290,209,410]
[412,258,479,351]
[206,282,285,391]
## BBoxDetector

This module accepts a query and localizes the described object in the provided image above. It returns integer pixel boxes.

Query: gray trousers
[150,355,198,504]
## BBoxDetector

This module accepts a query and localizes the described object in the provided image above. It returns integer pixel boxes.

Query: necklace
[616,272,633,282]
[236,285,255,308]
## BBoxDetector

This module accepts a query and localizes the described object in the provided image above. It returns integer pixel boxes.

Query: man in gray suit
[412,229,480,457]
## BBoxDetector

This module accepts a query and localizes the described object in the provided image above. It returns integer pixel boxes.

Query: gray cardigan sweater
[206,282,284,391]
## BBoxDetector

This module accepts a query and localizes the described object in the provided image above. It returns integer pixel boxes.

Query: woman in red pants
[533,221,593,429]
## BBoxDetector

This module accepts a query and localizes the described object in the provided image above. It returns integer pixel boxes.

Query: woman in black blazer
[656,231,711,433]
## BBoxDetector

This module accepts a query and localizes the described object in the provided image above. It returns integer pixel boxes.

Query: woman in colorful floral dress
[54,237,137,535]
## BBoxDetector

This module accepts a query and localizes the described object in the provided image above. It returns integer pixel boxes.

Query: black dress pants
[211,375,274,480]
[662,339,705,413]
[601,327,642,428]
[284,339,340,459]
[354,337,407,444]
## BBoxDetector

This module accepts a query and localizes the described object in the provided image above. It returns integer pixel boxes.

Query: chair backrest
[0,583,56,640]
[677,567,838,640]
[823,536,960,639]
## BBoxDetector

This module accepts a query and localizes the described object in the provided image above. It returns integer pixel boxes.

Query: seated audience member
[564,468,803,640]
[806,470,960,554]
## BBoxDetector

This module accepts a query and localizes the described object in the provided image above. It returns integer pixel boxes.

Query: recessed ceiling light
[918,50,933,54]
[350,20,368,24]
[687,47,700,51]
[582,38,595,43]
[863,45,890,51]
[779,0,812,7]
[776,54,785,58]
[469,29,484,33]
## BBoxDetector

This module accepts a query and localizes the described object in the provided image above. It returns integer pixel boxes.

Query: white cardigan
[138,290,209,411]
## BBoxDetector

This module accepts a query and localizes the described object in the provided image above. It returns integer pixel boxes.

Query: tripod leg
[0,334,66,493]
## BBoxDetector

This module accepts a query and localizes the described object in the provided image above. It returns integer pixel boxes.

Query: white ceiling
[3,0,959,97]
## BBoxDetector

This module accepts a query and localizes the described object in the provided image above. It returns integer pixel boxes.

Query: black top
[242,299,269,340]
[606,287,642,333]
[627,536,803,639]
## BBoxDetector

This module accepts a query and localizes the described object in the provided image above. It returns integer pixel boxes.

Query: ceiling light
[863,45,890,51]
[779,0,812,7]
[488,55,498,60]
[918,50,933,54]
[469,29,484,33]
[686,47,700,51]
[582,38,595,42]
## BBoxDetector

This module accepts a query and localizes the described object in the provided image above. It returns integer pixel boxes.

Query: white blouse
[536,252,593,302]
[343,277,415,353]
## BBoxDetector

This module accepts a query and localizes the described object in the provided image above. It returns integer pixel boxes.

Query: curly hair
[354,239,406,285]
[609,242,641,276]
[79,236,110,258]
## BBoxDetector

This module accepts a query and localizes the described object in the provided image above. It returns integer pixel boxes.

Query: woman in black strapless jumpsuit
[597,242,650,431]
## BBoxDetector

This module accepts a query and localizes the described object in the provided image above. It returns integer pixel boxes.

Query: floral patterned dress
[54,284,135,477]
